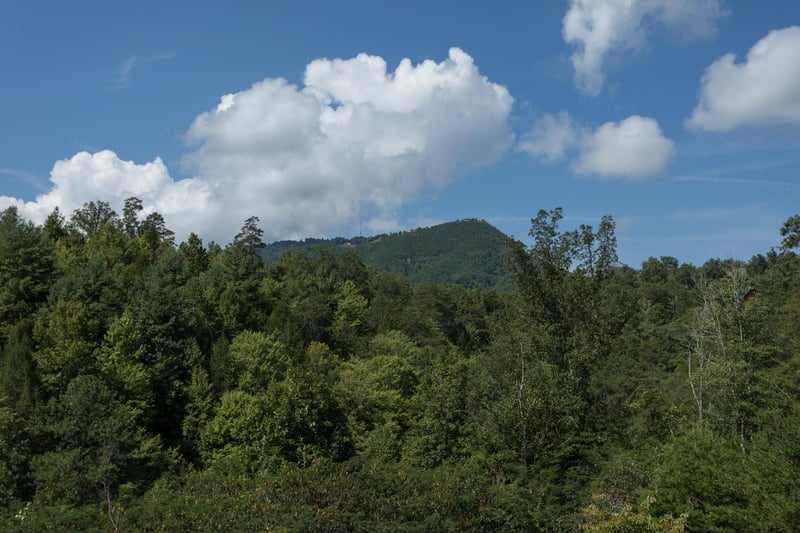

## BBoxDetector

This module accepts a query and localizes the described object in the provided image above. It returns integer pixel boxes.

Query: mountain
[260,219,512,289]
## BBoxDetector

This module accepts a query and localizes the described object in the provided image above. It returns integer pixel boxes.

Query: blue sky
[1,1,799,267]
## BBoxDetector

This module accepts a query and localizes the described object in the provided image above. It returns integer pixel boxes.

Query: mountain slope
[260,219,512,288]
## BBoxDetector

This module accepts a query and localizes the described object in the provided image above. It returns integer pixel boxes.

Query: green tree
[261,368,353,466]
[337,343,418,457]
[330,279,369,352]
[0,207,55,332]
[31,375,139,506]
[69,200,119,237]
[122,196,143,237]
[199,389,273,474]
[228,330,290,393]
[181,365,215,463]
[234,216,265,255]
[0,321,38,413]
[780,214,800,252]
[479,302,582,468]
[650,429,751,531]
[684,268,764,445]
[506,208,619,380]
[96,310,151,416]
[201,367,352,473]
[0,404,32,507]
[32,299,98,395]
[198,242,270,337]
[42,207,69,243]
[178,232,209,276]
[138,211,175,252]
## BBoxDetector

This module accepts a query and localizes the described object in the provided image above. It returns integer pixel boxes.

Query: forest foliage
[1,201,799,531]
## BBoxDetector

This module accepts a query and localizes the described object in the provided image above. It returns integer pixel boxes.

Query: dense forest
[1,199,799,531]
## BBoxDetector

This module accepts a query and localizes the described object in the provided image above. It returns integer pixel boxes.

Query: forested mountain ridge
[260,218,512,289]
[1,200,800,531]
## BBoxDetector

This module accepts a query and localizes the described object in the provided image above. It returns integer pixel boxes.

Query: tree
[31,375,138,506]
[181,365,215,463]
[234,216,265,255]
[650,429,752,531]
[780,214,800,252]
[138,212,175,251]
[0,207,55,332]
[200,369,352,472]
[69,200,119,237]
[684,268,766,447]
[42,207,69,243]
[32,299,98,395]
[0,405,31,508]
[96,311,151,416]
[198,242,270,337]
[330,279,369,352]
[0,321,38,413]
[228,330,290,393]
[479,301,581,468]
[260,368,353,465]
[179,233,209,275]
[506,208,619,378]
[124,250,195,445]
[122,196,143,237]
[580,495,687,532]
[337,344,418,453]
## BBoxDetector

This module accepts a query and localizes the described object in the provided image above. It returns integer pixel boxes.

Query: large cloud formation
[0,48,513,243]
[687,26,800,131]
[520,112,674,181]
[563,0,725,96]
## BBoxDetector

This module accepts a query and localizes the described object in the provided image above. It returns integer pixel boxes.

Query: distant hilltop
[260,219,512,289]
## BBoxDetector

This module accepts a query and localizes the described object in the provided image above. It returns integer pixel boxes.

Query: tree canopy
[1,201,800,531]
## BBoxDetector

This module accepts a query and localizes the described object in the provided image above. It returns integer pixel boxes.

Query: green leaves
[0,207,55,331]
[233,216,265,255]
[331,279,368,351]
[32,375,137,505]
[0,405,31,507]
[228,330,289,393]
[201,368,352,473]
[3,202,800,530]
[780,214,800,251]
[69,201,118,237]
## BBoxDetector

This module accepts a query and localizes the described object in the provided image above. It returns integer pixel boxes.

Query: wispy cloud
[0,168,48,192]
[145,51,178,63]
[107,56,137,90]
[105,51,177,90]
[625,228,776,244]
[671,175,797,187]
[615,216,638,232]
[667,204,770,222]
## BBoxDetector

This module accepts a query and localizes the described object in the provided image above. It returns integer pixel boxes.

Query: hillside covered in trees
[259,218,512,289]
[1,200,800,531]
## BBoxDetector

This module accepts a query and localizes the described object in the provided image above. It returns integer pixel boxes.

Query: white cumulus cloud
[1,48,514,244]
[520,113,674,180]
[563,0,725,96]
[687,26,800,131]
[573,115,674,179]
[517,111,579,162]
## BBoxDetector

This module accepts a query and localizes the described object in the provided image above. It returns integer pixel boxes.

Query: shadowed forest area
[1,200,799,531]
